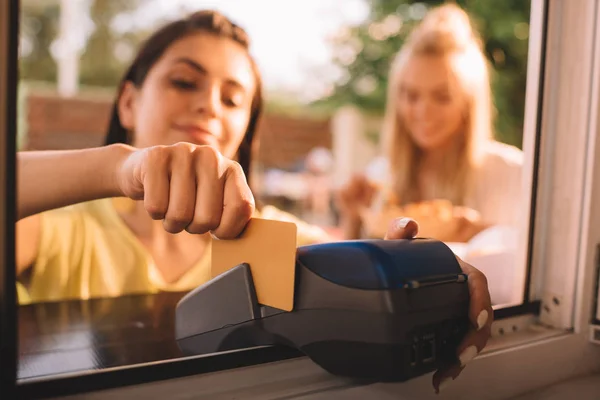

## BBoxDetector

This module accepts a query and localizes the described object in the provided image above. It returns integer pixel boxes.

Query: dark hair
[104,10,263,181]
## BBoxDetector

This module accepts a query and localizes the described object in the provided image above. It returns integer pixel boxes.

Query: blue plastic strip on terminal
[296,239,466,290]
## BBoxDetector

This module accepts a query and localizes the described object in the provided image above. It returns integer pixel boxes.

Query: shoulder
[483,140,524,165]
[43,198,115,215]
[34,200,116,276]
[37,199,125,252]
[41,199,118,227]
[480,140,524,174]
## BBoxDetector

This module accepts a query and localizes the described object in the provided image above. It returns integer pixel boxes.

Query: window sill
[18,315,600,400]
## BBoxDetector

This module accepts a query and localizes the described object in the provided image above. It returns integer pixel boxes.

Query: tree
[79,0,151,87]
[19,1,61,82]
[19,0,152,88]
[317,0,531,148]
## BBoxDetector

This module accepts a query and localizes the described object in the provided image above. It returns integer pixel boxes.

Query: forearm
[17,144,133,220]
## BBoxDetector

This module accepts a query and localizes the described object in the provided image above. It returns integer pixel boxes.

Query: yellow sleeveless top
[18,198,329,304]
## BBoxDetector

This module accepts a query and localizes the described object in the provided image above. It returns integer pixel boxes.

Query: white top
[365,140,524,227]
[466,140,524,227]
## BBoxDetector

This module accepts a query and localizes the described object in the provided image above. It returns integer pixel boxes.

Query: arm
[16,144,131,276]
[340,215,363,239]
[16,142,255,276]
[17,144,131,220]
[16,215,40,277]
[334,174,378,240]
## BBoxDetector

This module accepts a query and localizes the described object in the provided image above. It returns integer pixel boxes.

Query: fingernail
[459,346,478,367]
[395,217,412,229]
[477,310,488,331]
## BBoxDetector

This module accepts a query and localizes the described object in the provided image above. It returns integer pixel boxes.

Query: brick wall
[24,93,332,170]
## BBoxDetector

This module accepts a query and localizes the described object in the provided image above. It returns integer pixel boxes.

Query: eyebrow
[400,83,450,93]
[172,57,247,91]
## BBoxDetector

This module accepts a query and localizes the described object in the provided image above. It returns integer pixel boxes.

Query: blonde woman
[338,4,523,243]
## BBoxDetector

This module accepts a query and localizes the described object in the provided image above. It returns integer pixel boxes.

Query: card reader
[175,238,470,382]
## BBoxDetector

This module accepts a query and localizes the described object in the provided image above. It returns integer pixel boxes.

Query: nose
[193,83,222,118]
[414,98,434,120]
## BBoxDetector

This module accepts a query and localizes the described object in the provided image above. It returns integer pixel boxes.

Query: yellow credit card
[211,218,298,311]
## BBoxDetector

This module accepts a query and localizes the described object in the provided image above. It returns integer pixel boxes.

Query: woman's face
[397,55,467,152]
[118,32,256,159]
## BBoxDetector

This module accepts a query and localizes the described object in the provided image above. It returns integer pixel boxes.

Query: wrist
[104,143,135,197]
[340,215,363,239]
[340,212,361,225]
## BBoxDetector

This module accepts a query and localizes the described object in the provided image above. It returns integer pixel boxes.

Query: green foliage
[318,0,531,148]
[20,0,151,88]
[79,0,150,87]
[18,0,531,143]
[19,2,60,82]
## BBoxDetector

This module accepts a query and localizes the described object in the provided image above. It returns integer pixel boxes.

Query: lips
[173,124,218,145]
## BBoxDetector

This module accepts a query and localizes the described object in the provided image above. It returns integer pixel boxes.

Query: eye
[170,78,196,91]
[222,98,237,107]
[222,92,245,108]
[434,92,452,104]
[403,90,419,103]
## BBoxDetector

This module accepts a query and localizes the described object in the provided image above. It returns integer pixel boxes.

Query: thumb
[384,217,419,240]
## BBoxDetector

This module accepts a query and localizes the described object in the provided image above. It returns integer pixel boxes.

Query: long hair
[104,10,263,183]
[382,3,493,206]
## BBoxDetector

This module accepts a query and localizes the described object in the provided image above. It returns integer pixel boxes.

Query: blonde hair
[382,3,493,206]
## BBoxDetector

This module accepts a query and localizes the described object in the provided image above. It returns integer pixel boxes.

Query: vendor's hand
[383,217,493,394]
[335,174,378,220]
[432,256,493,394]
[382,216,420,240]
[117,142,254,238]
[367,200,487,243]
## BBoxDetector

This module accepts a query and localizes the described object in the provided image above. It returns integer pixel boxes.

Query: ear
[117,81,138,131]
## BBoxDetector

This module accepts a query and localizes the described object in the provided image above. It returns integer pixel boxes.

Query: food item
[362,199,485,243]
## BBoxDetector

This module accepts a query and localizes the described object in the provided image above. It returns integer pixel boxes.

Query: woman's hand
[383,217,493,394]
[117,142,255,239]
[335,174,379,239]
[448,206,489,243]
[431,255,493,393]
[335,174,378,220]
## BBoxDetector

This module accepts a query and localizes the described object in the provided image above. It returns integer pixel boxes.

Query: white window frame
[528,0,600,334]
[13,0,600,399]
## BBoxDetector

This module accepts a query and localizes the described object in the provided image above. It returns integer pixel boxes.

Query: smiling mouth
[415,126,439,135]
[174,125,218,144]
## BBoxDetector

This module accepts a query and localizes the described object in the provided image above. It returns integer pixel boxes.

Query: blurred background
[17,0,531,234]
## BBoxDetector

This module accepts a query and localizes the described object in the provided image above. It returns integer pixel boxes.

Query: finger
[432,323,491,393]
[431,260,493,393]
[384,217,419,240]
[457,257,493,331]
[142,159,170,221]
[163,157,196,234]
[456,324,491,364]
[211,162,255,239]
[432,363,464,394]
[185,152,224,234]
